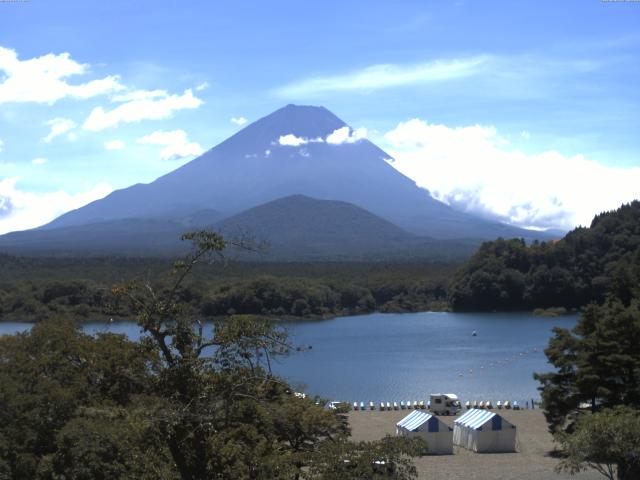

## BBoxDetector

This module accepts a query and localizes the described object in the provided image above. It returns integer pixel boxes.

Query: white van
[429,393,461,415]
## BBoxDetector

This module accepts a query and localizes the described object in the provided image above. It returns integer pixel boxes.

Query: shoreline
[0,306,579,325]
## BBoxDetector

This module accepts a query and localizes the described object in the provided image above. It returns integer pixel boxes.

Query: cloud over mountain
[0,177,112,234]
[137,130,204,161]
[384,118,640,230]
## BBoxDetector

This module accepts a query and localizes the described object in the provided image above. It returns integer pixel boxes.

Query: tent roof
[454,409,507,430]
[397,410,438,432]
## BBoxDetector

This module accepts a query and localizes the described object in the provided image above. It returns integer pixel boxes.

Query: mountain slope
[40,104,548,241]
[216,194,416,259]
[0,195,479,259]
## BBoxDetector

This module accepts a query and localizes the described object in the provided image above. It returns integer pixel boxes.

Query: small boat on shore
[413,400,418,409]
[380,401,385,410]
[393,402,398,410]
[370,401,375,410]
[513,401,520,410]
[419,400,425,409]
[504,400,511,409]
[360,401,365,410]
[353,402,358,410]
[472,400,478,408]
[400,401,405,409]
[497,400,502,409]
[479,401,485,408]
[472,330,477,336]
[386,401,391,410]
[486,400,493,409]
[406,400,412,409]
[465,400,471,409]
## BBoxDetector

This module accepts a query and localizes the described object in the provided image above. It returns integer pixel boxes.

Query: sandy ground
[348,408,602,480]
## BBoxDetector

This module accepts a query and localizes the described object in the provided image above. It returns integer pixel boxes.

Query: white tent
[396,410,453,455]
[453,409,517,453]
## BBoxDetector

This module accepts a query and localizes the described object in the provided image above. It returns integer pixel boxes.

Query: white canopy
[396,410,453,455]
[453,409,517,453]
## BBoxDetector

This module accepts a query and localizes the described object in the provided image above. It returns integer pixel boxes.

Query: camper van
[429,393,461,415]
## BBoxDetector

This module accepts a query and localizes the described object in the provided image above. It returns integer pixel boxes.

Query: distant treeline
[5,201,639,321]
[449,201,640,311]
[0,256,455,321]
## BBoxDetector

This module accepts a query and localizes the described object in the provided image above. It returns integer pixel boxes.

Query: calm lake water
[0,312,577,405]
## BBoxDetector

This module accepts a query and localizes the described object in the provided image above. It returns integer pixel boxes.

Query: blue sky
[1,0,639,233]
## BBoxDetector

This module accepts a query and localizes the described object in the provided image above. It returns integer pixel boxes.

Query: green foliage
[304,435,425,480]
[41,407,177,480]
[0,231,427,479]
[0,255,456,322]
[449,201,640,311]
[0,318,158,479]
[555,407,640,480]
[535,299,640,432]
[0,307,422,479]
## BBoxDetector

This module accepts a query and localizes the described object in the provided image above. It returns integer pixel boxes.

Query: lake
[0,311,577,406]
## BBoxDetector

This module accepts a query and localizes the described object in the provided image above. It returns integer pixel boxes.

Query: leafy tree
[0,318,157,479]
[555,407,640,480]
[112,231,423,479]
[1,232,425,479]
[449,201,640,311]
[304,435,425,480]
[40,406,177,480]
[535,298,640,433]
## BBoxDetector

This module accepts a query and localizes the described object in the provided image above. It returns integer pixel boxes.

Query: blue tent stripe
[397,410,436,432]
[455,409,502,430]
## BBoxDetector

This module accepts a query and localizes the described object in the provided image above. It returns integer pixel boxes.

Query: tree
[304,435,425,480]
[112,231,423,479]
[39,406,177,480]
[0,318,158,480]
[555,407,640,480]
[0,231,424,479]
[534,298,640,433]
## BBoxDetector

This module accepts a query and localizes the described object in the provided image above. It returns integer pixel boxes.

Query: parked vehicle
[428,393,461,415]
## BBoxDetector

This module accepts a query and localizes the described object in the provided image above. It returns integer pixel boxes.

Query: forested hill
[448,201,640,311]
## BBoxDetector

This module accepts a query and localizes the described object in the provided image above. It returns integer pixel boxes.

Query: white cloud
[104,139,125,150]
[384,119,640,231]
[278,134,309,147]
[520,130,531,140]
[0,177,112,234]
[326,126,367,145]
[31,158,47,165]
[43,117,76,143]
[195,81,209,91]
[137,130,204,161]
[110,89,167,102]
[0,46,123,104]
[67,132,77,142]
[230,116,248,126]
[83,88,202,131]
[274,56,490,97]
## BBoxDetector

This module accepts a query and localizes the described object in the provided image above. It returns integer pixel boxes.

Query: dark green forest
[0,232,426,479]
[529,206,640,478]
[448,201,640,311]
[4,201,640,322]
[0,256,454,322]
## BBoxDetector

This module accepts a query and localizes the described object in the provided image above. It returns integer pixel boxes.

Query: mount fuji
[0,105,553,258]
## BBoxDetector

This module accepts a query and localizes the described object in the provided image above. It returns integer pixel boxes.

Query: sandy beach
[348,408,602,480]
